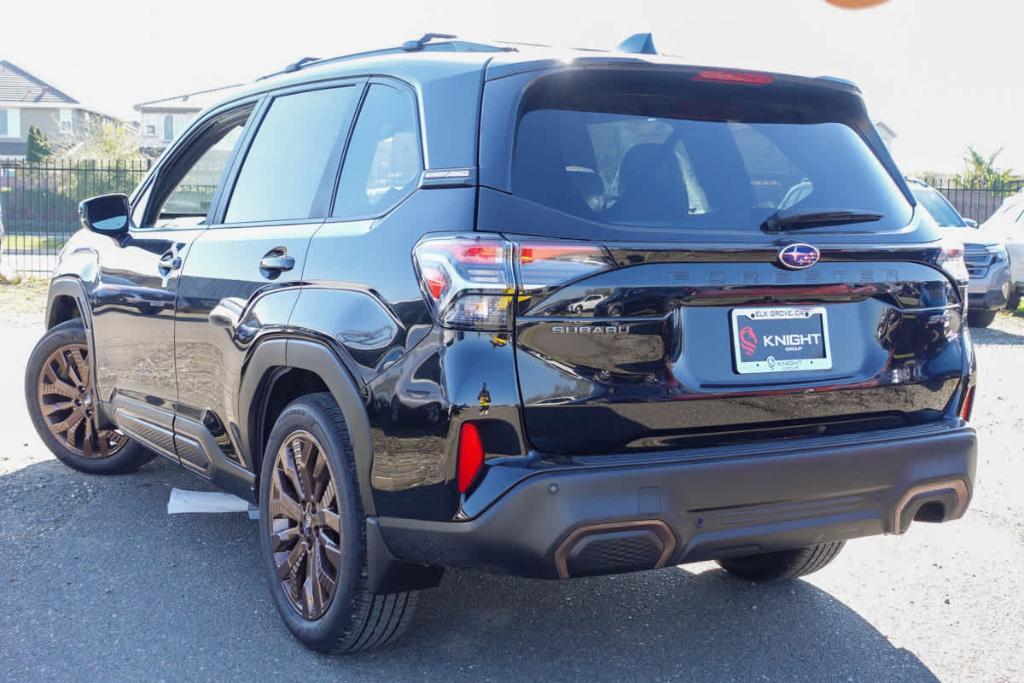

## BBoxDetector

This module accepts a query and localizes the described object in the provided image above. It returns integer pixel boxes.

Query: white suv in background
[980,189,1024,311]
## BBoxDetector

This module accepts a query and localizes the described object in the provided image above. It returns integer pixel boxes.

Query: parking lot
[1,294,1022,682]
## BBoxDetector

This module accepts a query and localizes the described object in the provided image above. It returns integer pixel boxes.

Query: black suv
[25,35,977,653]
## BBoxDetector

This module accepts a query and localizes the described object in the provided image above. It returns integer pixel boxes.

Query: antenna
[616,33,657,55]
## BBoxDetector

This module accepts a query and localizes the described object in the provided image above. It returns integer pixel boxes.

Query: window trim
[130,97,262,232]
[323,76,424,224]
[206,77,368,230]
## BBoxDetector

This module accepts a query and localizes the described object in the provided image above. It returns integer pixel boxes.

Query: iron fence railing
[0,158,151,275]
[925,179,1024,225]
[0,157,1021,276]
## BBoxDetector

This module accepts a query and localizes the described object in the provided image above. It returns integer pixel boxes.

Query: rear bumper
[968,265,1011,309]
[969,288,1009,311]
[376,422,976,579]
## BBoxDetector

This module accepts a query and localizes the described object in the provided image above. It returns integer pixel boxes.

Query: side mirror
[964,218,979,229]
[79,193,131,236]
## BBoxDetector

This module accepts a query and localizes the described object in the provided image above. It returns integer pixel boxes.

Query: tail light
[413,235,615,330]
[958,385,975,421]
[457,422,484,493]
[937,241,970,286]
[413,236,514,330]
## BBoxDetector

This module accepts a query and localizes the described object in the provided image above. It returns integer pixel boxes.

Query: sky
[3,0,1022,174]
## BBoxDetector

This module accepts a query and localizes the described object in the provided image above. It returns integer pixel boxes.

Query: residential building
[0,60,115,158]
[134,84,243,151]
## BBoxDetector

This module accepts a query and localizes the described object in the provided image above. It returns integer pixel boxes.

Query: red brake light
[519,244,602,265]
[455,244,503,264]
[422,266,448,301]
[516,241,614,292]
[457,422,484,493]
[959,386,975,421]
[693,70,774,85]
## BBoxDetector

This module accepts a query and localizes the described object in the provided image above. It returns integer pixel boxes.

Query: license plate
[731,306,832,374]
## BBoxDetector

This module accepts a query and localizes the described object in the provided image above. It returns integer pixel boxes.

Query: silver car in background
[909,178,1011,327]
[979,189,1024,311]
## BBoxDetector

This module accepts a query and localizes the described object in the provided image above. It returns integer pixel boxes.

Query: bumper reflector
[457,422,484,493]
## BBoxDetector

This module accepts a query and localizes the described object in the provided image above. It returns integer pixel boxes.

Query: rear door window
[332,84,421,220]
[510,72,912,235]
[225,85,359,224]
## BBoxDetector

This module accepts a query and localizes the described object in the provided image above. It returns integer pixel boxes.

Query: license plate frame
[731,306,832,375]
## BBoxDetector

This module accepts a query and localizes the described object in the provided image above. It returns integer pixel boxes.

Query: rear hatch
[476,65,967,455]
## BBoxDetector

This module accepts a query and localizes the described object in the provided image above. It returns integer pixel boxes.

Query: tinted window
[226,86,358,224]
[333,84,420,219]
[511,72,912,235]
[911,186,965,227]
[149,114,249,227]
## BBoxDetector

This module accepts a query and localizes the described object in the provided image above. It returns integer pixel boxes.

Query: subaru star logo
[778,243,820,270]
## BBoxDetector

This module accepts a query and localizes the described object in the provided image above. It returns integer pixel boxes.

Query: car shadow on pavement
[971,324,1024,346]
[394,566,939,682]
[0,458,939,682]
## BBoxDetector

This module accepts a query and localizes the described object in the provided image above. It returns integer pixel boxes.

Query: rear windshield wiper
[761,209,884,233]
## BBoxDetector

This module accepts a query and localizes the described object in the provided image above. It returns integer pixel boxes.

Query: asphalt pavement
[1,313,1022,682]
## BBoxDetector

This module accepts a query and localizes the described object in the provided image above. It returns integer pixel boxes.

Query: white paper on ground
[167,488,250,514]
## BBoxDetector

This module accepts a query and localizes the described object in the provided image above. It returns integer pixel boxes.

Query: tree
[77,121,142,163]
[955,146,1016,189]
[25,126,53,163]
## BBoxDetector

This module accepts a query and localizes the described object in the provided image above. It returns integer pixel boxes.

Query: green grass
[3,235,68,251]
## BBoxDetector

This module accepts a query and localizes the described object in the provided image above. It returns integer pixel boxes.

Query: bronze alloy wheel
[37,343,126,459]
[268,430,343,620]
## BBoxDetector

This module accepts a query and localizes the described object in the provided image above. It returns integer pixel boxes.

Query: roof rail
[282,57,320,74]
[401,32,457,51]
[258,34,516,81]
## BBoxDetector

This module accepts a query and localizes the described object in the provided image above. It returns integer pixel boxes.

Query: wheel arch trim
[239,337,376,515]
[46,276,92,330]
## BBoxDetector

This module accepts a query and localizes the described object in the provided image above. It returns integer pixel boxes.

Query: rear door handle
[259,254,295,273]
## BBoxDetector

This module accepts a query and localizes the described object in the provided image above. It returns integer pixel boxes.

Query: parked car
[907,178,1011,326]
[25,34,977,654]
[979,188,1024,311]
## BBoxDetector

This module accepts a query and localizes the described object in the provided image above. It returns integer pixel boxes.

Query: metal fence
[926,179,1024,225]
[1,158,1022,276]
[0,159,151,275]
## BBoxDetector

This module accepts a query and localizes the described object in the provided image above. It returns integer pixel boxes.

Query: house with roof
[134,84,242,151]
[0,60,116,158]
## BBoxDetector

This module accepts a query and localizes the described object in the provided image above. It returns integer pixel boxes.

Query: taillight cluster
[413,235,614,331]
[937,240,970,287]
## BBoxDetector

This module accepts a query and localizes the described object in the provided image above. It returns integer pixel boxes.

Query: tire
[24,319,154,475]
[716,541,845,582]
[258,392,418,653]
[967,309,998,328]
[1007,290,1021,312]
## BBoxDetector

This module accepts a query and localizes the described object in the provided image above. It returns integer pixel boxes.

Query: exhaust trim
[554,519,677,579]
[892,478,969,533]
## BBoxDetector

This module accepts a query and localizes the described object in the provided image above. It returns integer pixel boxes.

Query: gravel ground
[0,289,1022,682]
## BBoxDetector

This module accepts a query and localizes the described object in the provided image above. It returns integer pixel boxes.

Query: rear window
[911,186,966,227]
[511,71,912,234]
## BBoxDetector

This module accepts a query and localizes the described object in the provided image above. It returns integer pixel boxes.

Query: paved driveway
[1,312,1022,682]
